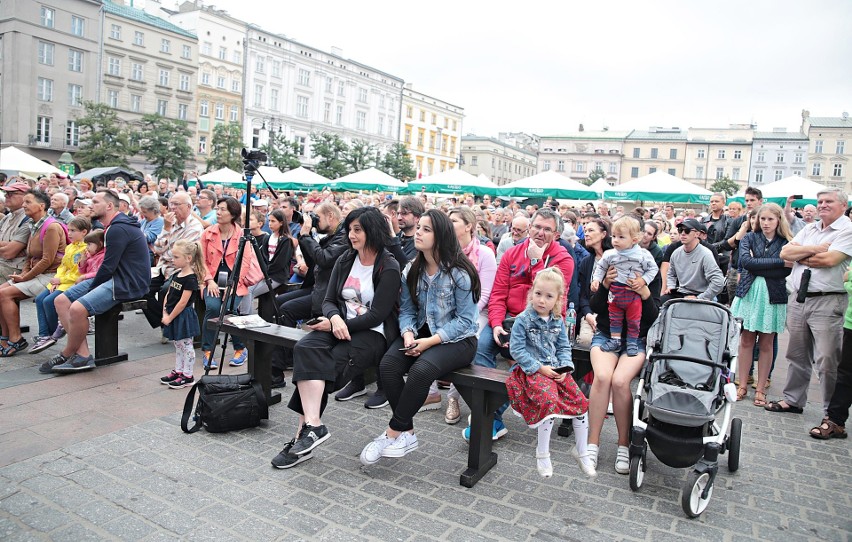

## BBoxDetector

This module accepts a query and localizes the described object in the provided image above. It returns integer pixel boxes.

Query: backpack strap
[40,217,70,260]
[181,380,204,433]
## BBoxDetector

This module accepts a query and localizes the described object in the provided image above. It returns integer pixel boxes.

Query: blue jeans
[35,288,64,337]
[202,292,245,352]
[475,321,509,422]
[63,279,117,316]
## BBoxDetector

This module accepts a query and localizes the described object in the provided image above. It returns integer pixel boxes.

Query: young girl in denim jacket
[505,267,595,479]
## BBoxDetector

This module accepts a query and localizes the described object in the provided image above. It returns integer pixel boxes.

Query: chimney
[843,112,849,120]
[578,123,584,132]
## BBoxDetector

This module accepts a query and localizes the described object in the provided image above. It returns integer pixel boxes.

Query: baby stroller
[629,298,742,518]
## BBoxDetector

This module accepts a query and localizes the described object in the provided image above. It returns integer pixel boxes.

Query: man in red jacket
[463,207,574,441]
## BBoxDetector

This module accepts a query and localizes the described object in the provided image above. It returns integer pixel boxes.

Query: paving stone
[49,523,110,542]
[316,526,371,542]
[101,515,152,541]
[394,491,442,515]
[400,511,452,537]
[435,505,483,529]
[481,518,533,540]
[0,491,43,516]
[362,519,415,542]
[20,474,69,495]
[18,507,71,532]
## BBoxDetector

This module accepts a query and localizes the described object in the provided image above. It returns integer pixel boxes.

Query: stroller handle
[648,353,728,371]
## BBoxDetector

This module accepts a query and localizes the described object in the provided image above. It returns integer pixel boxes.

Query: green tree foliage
[584,168,606,185]
[310,132,349,179]
[73,101,135,169]
[135,114,193,180]
[378,143,416,182]
[206,122,243,173]
[709,176,740,196]
[260,131,301,172]
[344,139,376,173]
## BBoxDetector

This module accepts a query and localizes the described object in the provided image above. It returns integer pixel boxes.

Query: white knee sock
[428,380,438,396]
[572,415,589,456]
[537,419,554,456]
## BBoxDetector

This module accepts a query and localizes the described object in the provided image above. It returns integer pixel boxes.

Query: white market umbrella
[499,171,598,200]
[405,168,498,197]
[330,167,405,192]
[252,166,326,190]
[197,167,244,187]
[0,146,65,177]
[588,178,612,198]
[729,176,831,207]
[604,170,713,204]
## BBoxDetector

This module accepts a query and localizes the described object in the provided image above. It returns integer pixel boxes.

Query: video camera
[292,210,320,227]
[241,147,267,173]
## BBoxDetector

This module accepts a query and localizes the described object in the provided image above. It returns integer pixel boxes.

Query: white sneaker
[571,446,598,478]
[586,443,599,469]
[360,432,394,465]
[382,431,419,458]
[536,452,553,478]
[615,446,630,474]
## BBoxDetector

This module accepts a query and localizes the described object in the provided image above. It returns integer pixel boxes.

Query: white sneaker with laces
[381,431,419,458]
[360,432,394,465]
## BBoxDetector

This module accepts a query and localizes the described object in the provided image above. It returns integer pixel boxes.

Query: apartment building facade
[684,126,754,189]
[748,129,809,186]
[801,111,852,192]
[459,135,536,186]
[620,128,688,182]
[537,130,629,182]
[401,86,464,177]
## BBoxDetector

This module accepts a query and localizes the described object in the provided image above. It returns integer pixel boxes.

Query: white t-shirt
[342,256,383,336]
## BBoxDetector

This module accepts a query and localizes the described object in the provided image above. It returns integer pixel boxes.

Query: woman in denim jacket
[360,210,480,465]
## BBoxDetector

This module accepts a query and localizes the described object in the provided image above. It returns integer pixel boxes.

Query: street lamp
[58,151,76,176]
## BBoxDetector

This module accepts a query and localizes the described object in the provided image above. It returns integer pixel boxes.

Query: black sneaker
[168,375,194,389]
[160,370,182,385]
[51,354,95,374]
[364,390,389,409]
[271,439,313,469]
[271,375,287,389]
[289,424,329,456]
[39,353,69,374]
[335,380,367,401]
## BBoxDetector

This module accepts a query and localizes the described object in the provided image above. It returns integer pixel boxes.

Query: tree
[73,101,135,169]
[584,168,606,185]
[378,143,416,182]
[260,131,301,172]
[206,122,243,173]
[310,132,349,179]
[344,139,376,173]
[135,114,194,180]
[709,176,740,196]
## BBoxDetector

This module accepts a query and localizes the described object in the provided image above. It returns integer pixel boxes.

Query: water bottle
[566,302,576,344]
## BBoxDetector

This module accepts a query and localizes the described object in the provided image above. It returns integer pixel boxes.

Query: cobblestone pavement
[0,306,850,541]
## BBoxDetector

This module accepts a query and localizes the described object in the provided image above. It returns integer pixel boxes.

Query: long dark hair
[344,206,390,255]
[268,209,290,238]
[407,209,481,307]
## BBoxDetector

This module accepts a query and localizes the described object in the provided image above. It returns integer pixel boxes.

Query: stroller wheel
[728,418,743,472]
[681,471,714,518]
[629,455,644,491]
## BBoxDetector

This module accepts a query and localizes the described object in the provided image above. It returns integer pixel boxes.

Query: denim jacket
[399,266,479,344]
[509,307,573,375]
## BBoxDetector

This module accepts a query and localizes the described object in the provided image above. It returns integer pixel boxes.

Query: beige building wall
[401,87,464,178]
[620,129,687,182]
[684,126,754,189]
[537,131,629,182]
[460,136,536,186]
[802,111,852,193]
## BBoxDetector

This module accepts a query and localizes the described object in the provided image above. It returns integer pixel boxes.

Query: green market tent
[728,176,833,207]
[604,170,712,204]
[498,171,599,200]
[404,168,498,197]
[328,167,406,192]
[197,167,244,187]
[255,166,328,191]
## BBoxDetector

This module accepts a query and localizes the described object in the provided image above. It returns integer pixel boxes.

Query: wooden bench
[213,316,592,487]
[93,300,148,366]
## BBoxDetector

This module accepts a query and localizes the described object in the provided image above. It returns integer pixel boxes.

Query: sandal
[764,400,804,414]
[0,338,28,357]
[809,420,848,440]
[753,391,767,407]
[736,387,748,401]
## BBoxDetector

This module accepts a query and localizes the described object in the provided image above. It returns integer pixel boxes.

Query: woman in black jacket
[271,207,401,469]
[260,209,296,287]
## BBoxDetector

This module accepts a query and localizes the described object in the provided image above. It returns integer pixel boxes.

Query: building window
[38,41,54,65]
[297,96,309,118]
[68,84,82,106]
[71,16,84,37]
[231,80,240,93]
[814,140,823,153]
[776,152,784,163]
[838,141,846,154]
[130,94,141,112]
[198,136,207,154]
[696,165,704,178]
[775,170,783,181]
[336,105,344,126]
[41,6,54,28]
[134,31,143,46]
[201,42,212,56]
[270,61,280,77]
[543,161,551,171]
[755,169,763,183]
[377,116,384,135]
[734,150,742,160]
[217,75,225,89]
[452,120,457,130]
[36,116,51,143]
[794,152,804,163]
[471,156,478,166]
[325,77,333,93]
[668,168,676,176]
[66,121,79,146]
[270,89,279,110]
[251,129,259,149]
[131,63,143,81]
[380,95,385,108]
[557,160,565,172]
[295,136,306,156]
[812,163,821,176]
[358,88,367,103]
[157,100,167,116]
[161,39,170,53]
[650,148,658,159]
[110,24,121,40]
[732,167,740,180]
[182,45,191,59]
[756,151,765,162]
[716,167,724,179]
[324,102,331,123]
[219,47,227,60]
[717,149,726,159]
[631,167,639,178]
[297,68,310,85]
[199,100,208,117]
[338,81,345,97]
[575,161,585,173]
[669,148,677,160]
[697,148,705,159]
[180,74,191,91]
[68,49,83,72]
[431,113,437,125]
[229,106,238,122]
[609,162,617,174]
[834,163,844,177]
[406,106,413,119]
[158,69,170,87]
[108,57,121,76]
[37,78,53,102]
[254,85,263,107]
[178,103,188,120]
[419,110,426,122]
[649,167,657,174]
[356,110,366,130]
[215,103,224,120]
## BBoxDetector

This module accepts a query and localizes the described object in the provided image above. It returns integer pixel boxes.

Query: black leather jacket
[299,223,350,316]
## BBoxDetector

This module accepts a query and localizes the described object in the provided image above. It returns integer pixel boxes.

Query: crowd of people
[1,169,851,479]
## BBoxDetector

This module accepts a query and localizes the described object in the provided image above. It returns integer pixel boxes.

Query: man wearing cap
[662,218,724,303]
[0,183,32,282]
[56,172,71,189]
[117,193,133,215]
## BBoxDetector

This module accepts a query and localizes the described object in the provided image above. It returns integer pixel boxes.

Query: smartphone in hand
[304,317,322,326]
[399,344,417,351]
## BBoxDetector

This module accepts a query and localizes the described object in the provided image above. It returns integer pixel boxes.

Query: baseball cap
[56,171,69,179]
[118,193,131,204]
[251,198,268,207]
[677,218,707,234]
[1,182,30,193]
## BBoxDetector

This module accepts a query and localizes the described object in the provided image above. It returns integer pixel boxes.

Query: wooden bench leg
[93,304,128,366]
[454,385,508,487]
[244,337,281,406]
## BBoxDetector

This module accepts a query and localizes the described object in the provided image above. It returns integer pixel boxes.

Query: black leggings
[827,328,852,426]
[380,336,477,432]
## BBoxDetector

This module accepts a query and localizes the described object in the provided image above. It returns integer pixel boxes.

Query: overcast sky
[201,0,851,137]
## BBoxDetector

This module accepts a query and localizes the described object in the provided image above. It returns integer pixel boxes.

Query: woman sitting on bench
[360,209,481,465]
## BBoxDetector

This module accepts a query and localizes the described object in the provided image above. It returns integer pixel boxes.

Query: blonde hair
[756,203,793,241]
[612,215,642,242]
[172,240,208,281]
[529,267,566,318]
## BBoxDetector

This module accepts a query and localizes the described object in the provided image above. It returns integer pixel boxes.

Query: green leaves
[73,101,135,169]
[207,123,243,173]
[260,131,301,172]
[310,132,349,179]
[378,143,416,182]
[709,176,740,196]
[135,114,193,180]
